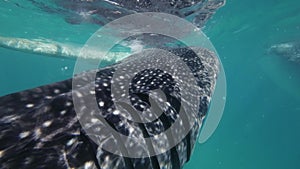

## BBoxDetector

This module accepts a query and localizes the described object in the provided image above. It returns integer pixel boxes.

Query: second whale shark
[268,41,300,63]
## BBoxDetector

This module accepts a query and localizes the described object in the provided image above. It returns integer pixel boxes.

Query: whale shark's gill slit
[136,121,161,169]
[101,113,135,169]
[159,109,181,169]
[116,101,160,169]
[80,131,101,169]
[175,102,192,163]
[185,131,192,162]
[132,81,184,168]
[172,108,190,168]
[152,93,181,168]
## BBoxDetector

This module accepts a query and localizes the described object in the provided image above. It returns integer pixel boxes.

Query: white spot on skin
[94,127,101,132]
[54,89,60,94]
[99,101,104,107]
[66,102,72,106]
[60,110,67,115]
[103,83,108,87]
[34,128,42,139]
[75,91,83,98]
[26,104,34,108]
[45,96,53,99]
[66,138,76,146]
[71,130,80,136]
[91,118,98,123]
[113,110,120,115]
[104,156,110,162]
[24,157,32,165]
[166,102,171,107]
[129,127,134,134]
[19,131,30,139]
[0,150,4,158]
[84,161,94,169]
[43,120,52,127]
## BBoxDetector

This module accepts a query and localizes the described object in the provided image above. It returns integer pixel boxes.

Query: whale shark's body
[268,41,300,63]
[0,48,219,169]
[0,0,225,168]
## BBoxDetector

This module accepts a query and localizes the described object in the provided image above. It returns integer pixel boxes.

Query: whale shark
[0,47,219,169]
[268,41,300,63]
[28,0,226,28]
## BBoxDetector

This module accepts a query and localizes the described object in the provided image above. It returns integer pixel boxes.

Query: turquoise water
[187,1,300,168]
[1,0,300,169]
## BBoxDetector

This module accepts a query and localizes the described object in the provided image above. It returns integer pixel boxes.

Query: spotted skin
[28,0,226,27]
[0,48,219,169]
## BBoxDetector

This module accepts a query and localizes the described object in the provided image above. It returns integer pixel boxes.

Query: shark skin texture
[0,47,219,169]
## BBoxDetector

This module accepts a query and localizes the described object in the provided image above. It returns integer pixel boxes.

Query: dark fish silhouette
[28,0,226,27]
[0,48,219,169]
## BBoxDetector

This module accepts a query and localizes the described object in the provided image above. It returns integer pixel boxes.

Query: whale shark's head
[72,47,220,168]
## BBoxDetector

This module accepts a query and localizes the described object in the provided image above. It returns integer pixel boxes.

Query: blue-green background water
[1,0,300,168]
